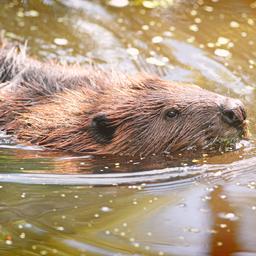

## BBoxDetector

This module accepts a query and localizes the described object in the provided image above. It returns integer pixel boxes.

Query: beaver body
[0,43,247,156]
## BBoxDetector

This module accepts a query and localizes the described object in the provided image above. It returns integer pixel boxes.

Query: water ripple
[0,156,256,186]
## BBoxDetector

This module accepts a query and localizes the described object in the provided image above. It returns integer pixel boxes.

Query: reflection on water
[1,179,256,255]
[1,0,256,255]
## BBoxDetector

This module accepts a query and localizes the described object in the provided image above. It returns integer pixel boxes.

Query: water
[1,0,256,255]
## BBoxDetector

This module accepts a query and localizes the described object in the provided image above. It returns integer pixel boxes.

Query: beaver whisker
[202,135,220,150]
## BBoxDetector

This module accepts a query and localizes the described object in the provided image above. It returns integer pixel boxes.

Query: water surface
[1,0,256,255]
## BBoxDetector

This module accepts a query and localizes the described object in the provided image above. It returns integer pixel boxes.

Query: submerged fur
[0,42,247,156]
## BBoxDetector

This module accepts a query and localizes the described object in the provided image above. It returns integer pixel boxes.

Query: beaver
[0,42,247,157]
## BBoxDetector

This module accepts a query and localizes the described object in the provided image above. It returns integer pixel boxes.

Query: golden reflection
[209,185,240,255]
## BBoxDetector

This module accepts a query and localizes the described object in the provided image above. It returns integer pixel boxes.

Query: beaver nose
[220,99,246,127]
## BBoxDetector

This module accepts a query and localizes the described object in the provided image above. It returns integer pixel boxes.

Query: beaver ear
[91,113,116,143]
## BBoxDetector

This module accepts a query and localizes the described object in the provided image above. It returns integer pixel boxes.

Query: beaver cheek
[90,113,116,144]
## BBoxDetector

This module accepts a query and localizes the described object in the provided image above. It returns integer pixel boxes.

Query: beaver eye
[164,108,179,120]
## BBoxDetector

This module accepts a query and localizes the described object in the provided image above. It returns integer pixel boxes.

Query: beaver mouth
[223,119,249,139]
[204,120,249,150]
[163,119,249,155]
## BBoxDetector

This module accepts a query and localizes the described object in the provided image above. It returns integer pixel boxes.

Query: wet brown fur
[0,41,246,156]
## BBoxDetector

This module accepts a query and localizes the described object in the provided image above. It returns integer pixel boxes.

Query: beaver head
[3,74,247,157]
[87,76,247,156]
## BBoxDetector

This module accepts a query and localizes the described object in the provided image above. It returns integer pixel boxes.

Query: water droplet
[54,38,68,46]
[220,223,227,228]
[217,37,230,45]
[24,10,39,17]
[204,6,214,12]
[194,17,202,23]
[19,232,26,239]
[101,206,112,212]
[189,24,199,32]
[214,49,231,58]
[241,32,247,37]
[187,36,195,43]
[5,240,12,245]
[207,42,215,48]
[108,0,129,7]
[143,1,158,8]
[190,10,197,16]
[152,36,163,43]
[56,226,64,231]
[230,21,240,28]
[21,192,26,198]
[219,212,239,221]
[133,242,140,247]
[248,18,254,25]
[142,24,149,30]
[105,230,111,235]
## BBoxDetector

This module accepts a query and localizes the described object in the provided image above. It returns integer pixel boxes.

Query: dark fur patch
[91,114,116,144]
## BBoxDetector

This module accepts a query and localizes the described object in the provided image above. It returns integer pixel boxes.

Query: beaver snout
[220,98,247,128]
